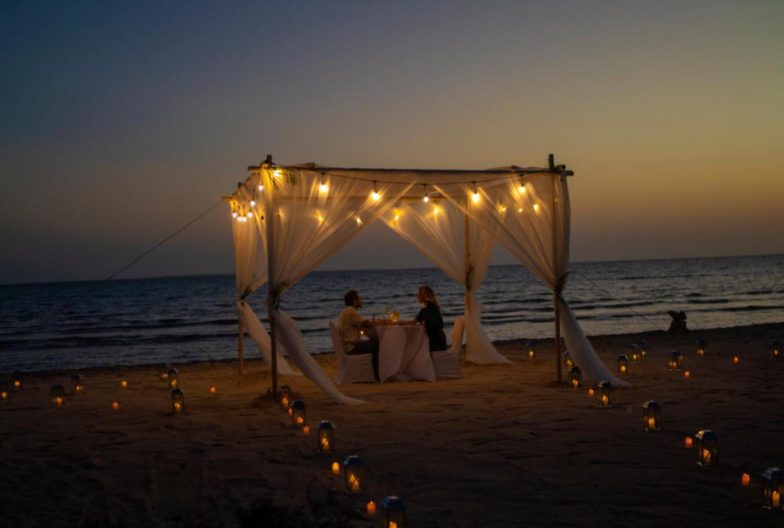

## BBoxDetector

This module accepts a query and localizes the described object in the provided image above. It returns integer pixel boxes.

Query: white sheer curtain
[230,184,296,375]
[382,199,510,364]
[261,167,414,404]
[436,173,627,386]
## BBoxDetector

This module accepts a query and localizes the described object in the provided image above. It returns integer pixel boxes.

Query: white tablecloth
[376,325,436,382]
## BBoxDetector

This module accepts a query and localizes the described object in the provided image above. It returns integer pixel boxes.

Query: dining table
[375,323,436,382]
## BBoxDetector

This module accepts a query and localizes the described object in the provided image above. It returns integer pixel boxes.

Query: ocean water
[1,254,782,373]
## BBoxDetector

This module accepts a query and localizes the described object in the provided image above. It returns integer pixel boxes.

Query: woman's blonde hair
[418,285,439,307]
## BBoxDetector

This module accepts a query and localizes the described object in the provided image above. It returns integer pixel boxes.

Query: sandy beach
[2,322,783,527]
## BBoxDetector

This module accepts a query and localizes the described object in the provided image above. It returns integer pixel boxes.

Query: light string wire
[568,266,670,333]
[105,199,225,281]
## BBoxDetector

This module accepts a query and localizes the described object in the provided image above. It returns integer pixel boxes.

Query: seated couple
[337,286,448,380]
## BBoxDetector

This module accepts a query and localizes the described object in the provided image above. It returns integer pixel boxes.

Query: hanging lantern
[288,399,306,427]
[695,339,706,358]
[167,368,179,389]
[11,371,23,391]
[380,496,407,528]
[762,467,783,510]
[171,388,185,414]
[771,338,781,360]
[694,429,718,466]
[316,421,335,453]
[568,366,582,388]
[564,352,573,369]
[50,384,66,407]
[279,384,292,409]
[596,381,613,408]
[629,344,641,363]
[526,341,535,359]
[159,364,172,381]
[617,355,629,374]
[668,350,683,371]
[343,455,364,493]
[70,373,85,395]
[642,400,662,431]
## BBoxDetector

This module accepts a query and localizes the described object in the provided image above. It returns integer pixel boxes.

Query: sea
[1,254,782,373]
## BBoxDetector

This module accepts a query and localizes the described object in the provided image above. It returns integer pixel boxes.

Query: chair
[431,316,464,379]
[329,320,376,384]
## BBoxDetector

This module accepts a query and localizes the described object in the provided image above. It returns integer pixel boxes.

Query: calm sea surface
[1,255,782,372]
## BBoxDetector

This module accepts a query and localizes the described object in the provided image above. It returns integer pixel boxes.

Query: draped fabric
[382,200,510,364]
[435,173,626,386]
[260,167,415,404]
[230,184,295,375]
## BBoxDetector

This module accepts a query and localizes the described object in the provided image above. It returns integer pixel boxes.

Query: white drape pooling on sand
[260,167,415,405]
[435,173,628,387]
[382,200,510,364]
[230,184,296,375]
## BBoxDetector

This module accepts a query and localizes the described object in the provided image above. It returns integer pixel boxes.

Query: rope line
[568,266,670,333]
[105,199,225,281]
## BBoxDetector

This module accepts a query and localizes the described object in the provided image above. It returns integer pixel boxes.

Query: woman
[414,285,448,352]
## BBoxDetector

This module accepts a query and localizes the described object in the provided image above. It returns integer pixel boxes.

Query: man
[338,289,379,380]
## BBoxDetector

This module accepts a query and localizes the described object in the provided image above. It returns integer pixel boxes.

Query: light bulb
[273,169,282,178]
[533,203,541,213]
[423,195,429,203]
[355,216,362,225]
[518,184,526,194]
[246,211,252,218]
[472,192,480,204]
[319,182,329,192]
[371,190,381,201]
[232,212,238,218]
[250,200,256,207]
[258,184,264,192]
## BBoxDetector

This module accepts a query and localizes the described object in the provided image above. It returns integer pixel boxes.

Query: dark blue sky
[2,1,782,284]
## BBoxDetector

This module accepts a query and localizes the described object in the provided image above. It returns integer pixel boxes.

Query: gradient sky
[1,1,782,284]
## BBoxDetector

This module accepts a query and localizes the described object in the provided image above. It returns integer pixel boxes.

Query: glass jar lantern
[668,350,682,371]
[279,384,292,410]
[289,399,307,427]
[71,373,85,395]
[526,341,535,359]
[159,364,171,382]
[762,467,783,510]
[596,381,613,408]
[564,352,573,369]
[171,388,185,413]
[695,339,706,358]
[380,496,407,528]
[629,344,641,363]
[772,338,781,360]
[568,366,582,388]
[642,400,661,431]
[695,429,718,466]
[167,368,179,389]
[50,384,66,407]
[316,420,335,453]
[617,355,629,374]
[342,455,364,493]
[12,371,23,391]
[0,382,9,401]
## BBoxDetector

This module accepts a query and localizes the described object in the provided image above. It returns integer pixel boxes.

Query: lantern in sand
[119,378,129,389]
[639,340,649,360]
[50,384,66,407]
[762,467,783,510]
[380,496,407,528]
[171,388,185,414]
[0,383,8,401]
[771,338,781,360]
[111,400,121,412]
[617,355,629,375]
[564,352,573,369]
[70,373,85,395]
[695,339,706,358]
[526,341,535,359]
[11,371,23,391]
[288,399,306,427]
[629,344,641,363]
[642,400,661,431]
[343,455,364,493]
[596,381,613,408]
[279,384,292,409]
[159,364,172,382]
[167,368,179,389]
[668,350,682,371]
[316,421,335,453]
[695,429,718,466]
[568,366,582,388]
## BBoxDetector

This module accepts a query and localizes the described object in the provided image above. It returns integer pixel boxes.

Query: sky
[1,0,782,284]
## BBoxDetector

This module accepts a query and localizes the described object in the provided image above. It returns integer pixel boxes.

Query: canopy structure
[228,155,627,404]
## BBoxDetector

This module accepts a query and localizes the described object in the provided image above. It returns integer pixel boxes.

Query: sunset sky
[1,1,782,284]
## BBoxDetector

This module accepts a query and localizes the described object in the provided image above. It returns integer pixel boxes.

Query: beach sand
[1,322,783,527]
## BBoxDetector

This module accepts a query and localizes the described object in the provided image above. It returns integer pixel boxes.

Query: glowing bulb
[498,205,507,213]
[250,200,256,207]
[258,184,264,192]
[471,192,480,204]
[319,183,329,192]
[273,169,282,178]
[533,203,541,213]
[518,183,526,194]
[423,195,429,203]
[517,207,524,213]
[371,190,381,201]
[246,211,252,218]
[355,216,363,225]
[232,211,238,218]
[432,205,440,215]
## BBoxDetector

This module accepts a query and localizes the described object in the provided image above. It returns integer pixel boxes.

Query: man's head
[344,289,362,308]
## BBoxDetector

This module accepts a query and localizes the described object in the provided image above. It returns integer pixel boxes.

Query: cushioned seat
[431,316,464,379]
[330,320,376,384]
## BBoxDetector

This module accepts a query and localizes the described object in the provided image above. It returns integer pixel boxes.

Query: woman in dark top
[414,285,448,352]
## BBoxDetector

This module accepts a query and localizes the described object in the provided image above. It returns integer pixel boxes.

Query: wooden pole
[550,156,563,384]
[264,155,279,396]
[238,319,245,375]
[464,207,471,348]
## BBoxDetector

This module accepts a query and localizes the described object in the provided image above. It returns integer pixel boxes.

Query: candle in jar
[320,437,330,451]
[732,355,740,365]
[209,385,217,395]
[348,474,360,491]
[389,522,398,528]
[647,417,656,430]
[741,472,751,486]
[587,388,595,397]
[302,425,310,435]
[366,500,376,516]
[1,390,8,400]
[112,401,121,411]
[331,462,340,475]
[683,370,691,379]
[702,449,711,464]
[120,380,128,389]
[684,436,693,448]
[772,490,781,508]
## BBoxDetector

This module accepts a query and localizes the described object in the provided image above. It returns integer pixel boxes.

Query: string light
[246,211,253,218]
[422,184,429,203]
[370,181,381,202]
[471,182,480,204]
[319,175,329,193]
[273,169,282,178]
[517,177,527,194]
[232,211,238,218]
[258,184,264,192]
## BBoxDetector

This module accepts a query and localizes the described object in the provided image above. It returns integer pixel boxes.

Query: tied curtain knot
[555,272,569,297]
